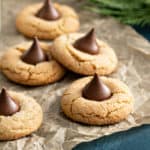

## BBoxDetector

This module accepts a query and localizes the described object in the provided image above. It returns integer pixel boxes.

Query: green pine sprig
[86,0,150,26]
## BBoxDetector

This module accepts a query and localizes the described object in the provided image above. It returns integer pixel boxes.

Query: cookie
[61,75,134,125]
[0,89,42,140]
[16,0,80,40]
[0,39,65,86]
[51,29,118,75]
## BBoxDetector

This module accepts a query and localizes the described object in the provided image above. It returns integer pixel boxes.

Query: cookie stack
[0,0,134,140]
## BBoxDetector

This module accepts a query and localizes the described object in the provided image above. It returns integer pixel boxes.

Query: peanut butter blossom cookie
[61,74,134,125]
[16,0,80,40]
[0,88,42,140]
[51,28,118,75]
[0,37,65,86]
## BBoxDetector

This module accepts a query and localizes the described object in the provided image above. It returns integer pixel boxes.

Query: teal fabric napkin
[74,125,150,150]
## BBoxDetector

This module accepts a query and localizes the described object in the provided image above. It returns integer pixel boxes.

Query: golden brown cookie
[0,90,42,140]
[0,42,65,86]
[61,76,134,125]
[16,2,80,40]
[51,33,118,75]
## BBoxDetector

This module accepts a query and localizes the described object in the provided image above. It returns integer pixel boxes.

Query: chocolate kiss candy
[36,0,60,20]
[22,37,47,65]
[82,74,111,101]
[73,28,99,54]
[0,88,20,116]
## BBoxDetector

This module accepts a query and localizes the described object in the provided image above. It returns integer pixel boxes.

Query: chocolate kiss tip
[82,73,112,101]
[89,28,95,34]
[73,28,99,55]
[0,88,20,116]
[36,0,60,21]
[21,37,47,65]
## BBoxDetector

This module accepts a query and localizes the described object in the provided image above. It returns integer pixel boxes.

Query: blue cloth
[133,25,150,41]
[73,26,150,150]
[73,125,150,150]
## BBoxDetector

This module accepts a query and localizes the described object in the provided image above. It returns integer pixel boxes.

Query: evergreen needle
[86,0,150,26]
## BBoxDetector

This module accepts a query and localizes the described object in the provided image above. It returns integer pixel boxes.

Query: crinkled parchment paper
[0,0,150,150]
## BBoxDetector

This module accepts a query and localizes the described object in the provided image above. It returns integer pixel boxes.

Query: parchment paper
[0,0,150,150]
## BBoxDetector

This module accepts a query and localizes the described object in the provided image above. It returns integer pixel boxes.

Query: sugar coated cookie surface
[0,41,65,86]
[51,33,118,75]
[0,91,43,140]
[61,76,134,125]
[16,2,80,40]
